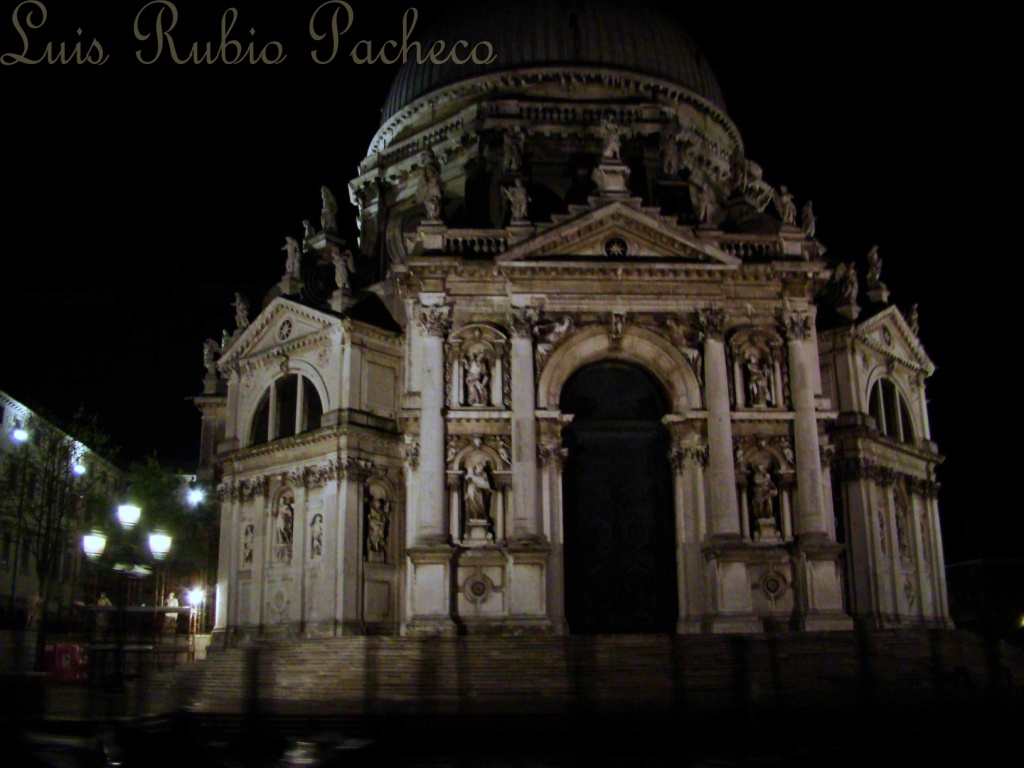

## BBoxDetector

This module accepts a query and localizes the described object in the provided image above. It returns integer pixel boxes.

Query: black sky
[2,1,1017,562]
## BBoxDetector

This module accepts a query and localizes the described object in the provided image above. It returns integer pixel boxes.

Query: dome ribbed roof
[382,0,725,123]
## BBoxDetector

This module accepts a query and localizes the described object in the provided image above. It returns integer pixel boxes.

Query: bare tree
[2,409,118,637]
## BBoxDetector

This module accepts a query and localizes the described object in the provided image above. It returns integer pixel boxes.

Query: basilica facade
[197,2,949,639]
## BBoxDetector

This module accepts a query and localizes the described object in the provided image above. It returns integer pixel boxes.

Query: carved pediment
[219,297,342,368]
[496,201,739,266]
[855,306,934,375]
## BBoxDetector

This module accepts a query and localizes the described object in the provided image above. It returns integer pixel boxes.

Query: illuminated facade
[198,1,949,640]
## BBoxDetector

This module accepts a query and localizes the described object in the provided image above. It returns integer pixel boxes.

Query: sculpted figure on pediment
[773,185,797,225]
[801,201,816,239]
[282,236,302,279]
[232,293,250,330]
[321,186,338,233]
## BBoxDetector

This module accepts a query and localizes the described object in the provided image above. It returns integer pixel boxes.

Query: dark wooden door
[561,363,677,635]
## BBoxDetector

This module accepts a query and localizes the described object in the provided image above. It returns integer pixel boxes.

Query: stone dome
[381,0,726,123]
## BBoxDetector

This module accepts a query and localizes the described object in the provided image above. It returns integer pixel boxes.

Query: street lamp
[81,503,173,689]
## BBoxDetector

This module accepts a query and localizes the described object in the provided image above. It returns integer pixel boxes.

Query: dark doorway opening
[560,362,677,635]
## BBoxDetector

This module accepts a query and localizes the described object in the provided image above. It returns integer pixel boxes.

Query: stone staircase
[143,630,1024,726]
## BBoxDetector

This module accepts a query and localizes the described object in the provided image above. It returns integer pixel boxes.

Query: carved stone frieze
[302,462,337,489]
[819,444,836,468]
[418,307,452,338]
[238,475,268,502]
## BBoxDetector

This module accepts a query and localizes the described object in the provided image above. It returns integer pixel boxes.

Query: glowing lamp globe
[72,462,87,476]
[148,532,173,560]
[82,530,107,560]
[186,488,205,506]
[12,428,29,442]
[188,588,206,607]
[117,504,141,529]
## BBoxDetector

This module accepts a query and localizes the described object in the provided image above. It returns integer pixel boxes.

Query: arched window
[868,378,914,444]
[248,374,324,446]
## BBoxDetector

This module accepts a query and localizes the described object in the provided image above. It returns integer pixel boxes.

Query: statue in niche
[866,245,883,288]
[801,200,816,239]
[320,186,338,232]
[744,353,772,407]
[463,350,491,406]
[310,514,323,560]
[232,293,250,331]
[331,248,357,292]
[503,128,524,174]
[366,493,390,562]
[242,523,254,565]
[418,150,444,221]
[272,494,294,564]
[773,185,797,225]
[202,339,220,373]
[751,465,779,541]
[282,237,302,279]
[503,178,531,223]
[464,461,493,522]
[600,118,622,161]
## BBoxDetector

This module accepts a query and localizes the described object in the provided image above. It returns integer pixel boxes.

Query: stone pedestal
[866,284,890,304]
[278,275,302,297]
[403,545,457,636]
[591,162,631,196]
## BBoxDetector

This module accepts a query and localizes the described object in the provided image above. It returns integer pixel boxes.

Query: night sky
[2,1,1016,562]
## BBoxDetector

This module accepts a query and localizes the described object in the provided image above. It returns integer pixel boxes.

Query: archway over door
[560,361,677,635]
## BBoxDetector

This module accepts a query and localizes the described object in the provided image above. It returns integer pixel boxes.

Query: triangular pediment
[219,297,341,366]
[855,305,934,375]
[496,201,740,266]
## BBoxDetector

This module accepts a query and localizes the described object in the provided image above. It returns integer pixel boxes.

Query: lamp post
[81,503,172,690]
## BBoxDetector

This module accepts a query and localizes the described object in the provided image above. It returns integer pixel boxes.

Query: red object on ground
[49,643,86,683]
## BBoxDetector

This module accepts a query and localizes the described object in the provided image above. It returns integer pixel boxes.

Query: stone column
[784,312,827,540]
[417,306,451,543]
[698,310,740,538]
[212,482,236,641]
[509,308,542,543]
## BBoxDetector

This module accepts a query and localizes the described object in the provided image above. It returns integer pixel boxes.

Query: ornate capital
[782,312,813,341]
[537,444,569,470]
[508,307,539,338]
[418,307,452,338]
[697,309,728,342]
[671,445,708,472]
[340,457,375,482]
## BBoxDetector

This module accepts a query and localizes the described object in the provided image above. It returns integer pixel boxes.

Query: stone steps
[143,630,1024,718]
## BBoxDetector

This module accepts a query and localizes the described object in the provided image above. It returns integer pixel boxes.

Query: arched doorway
[560,362,677,634]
